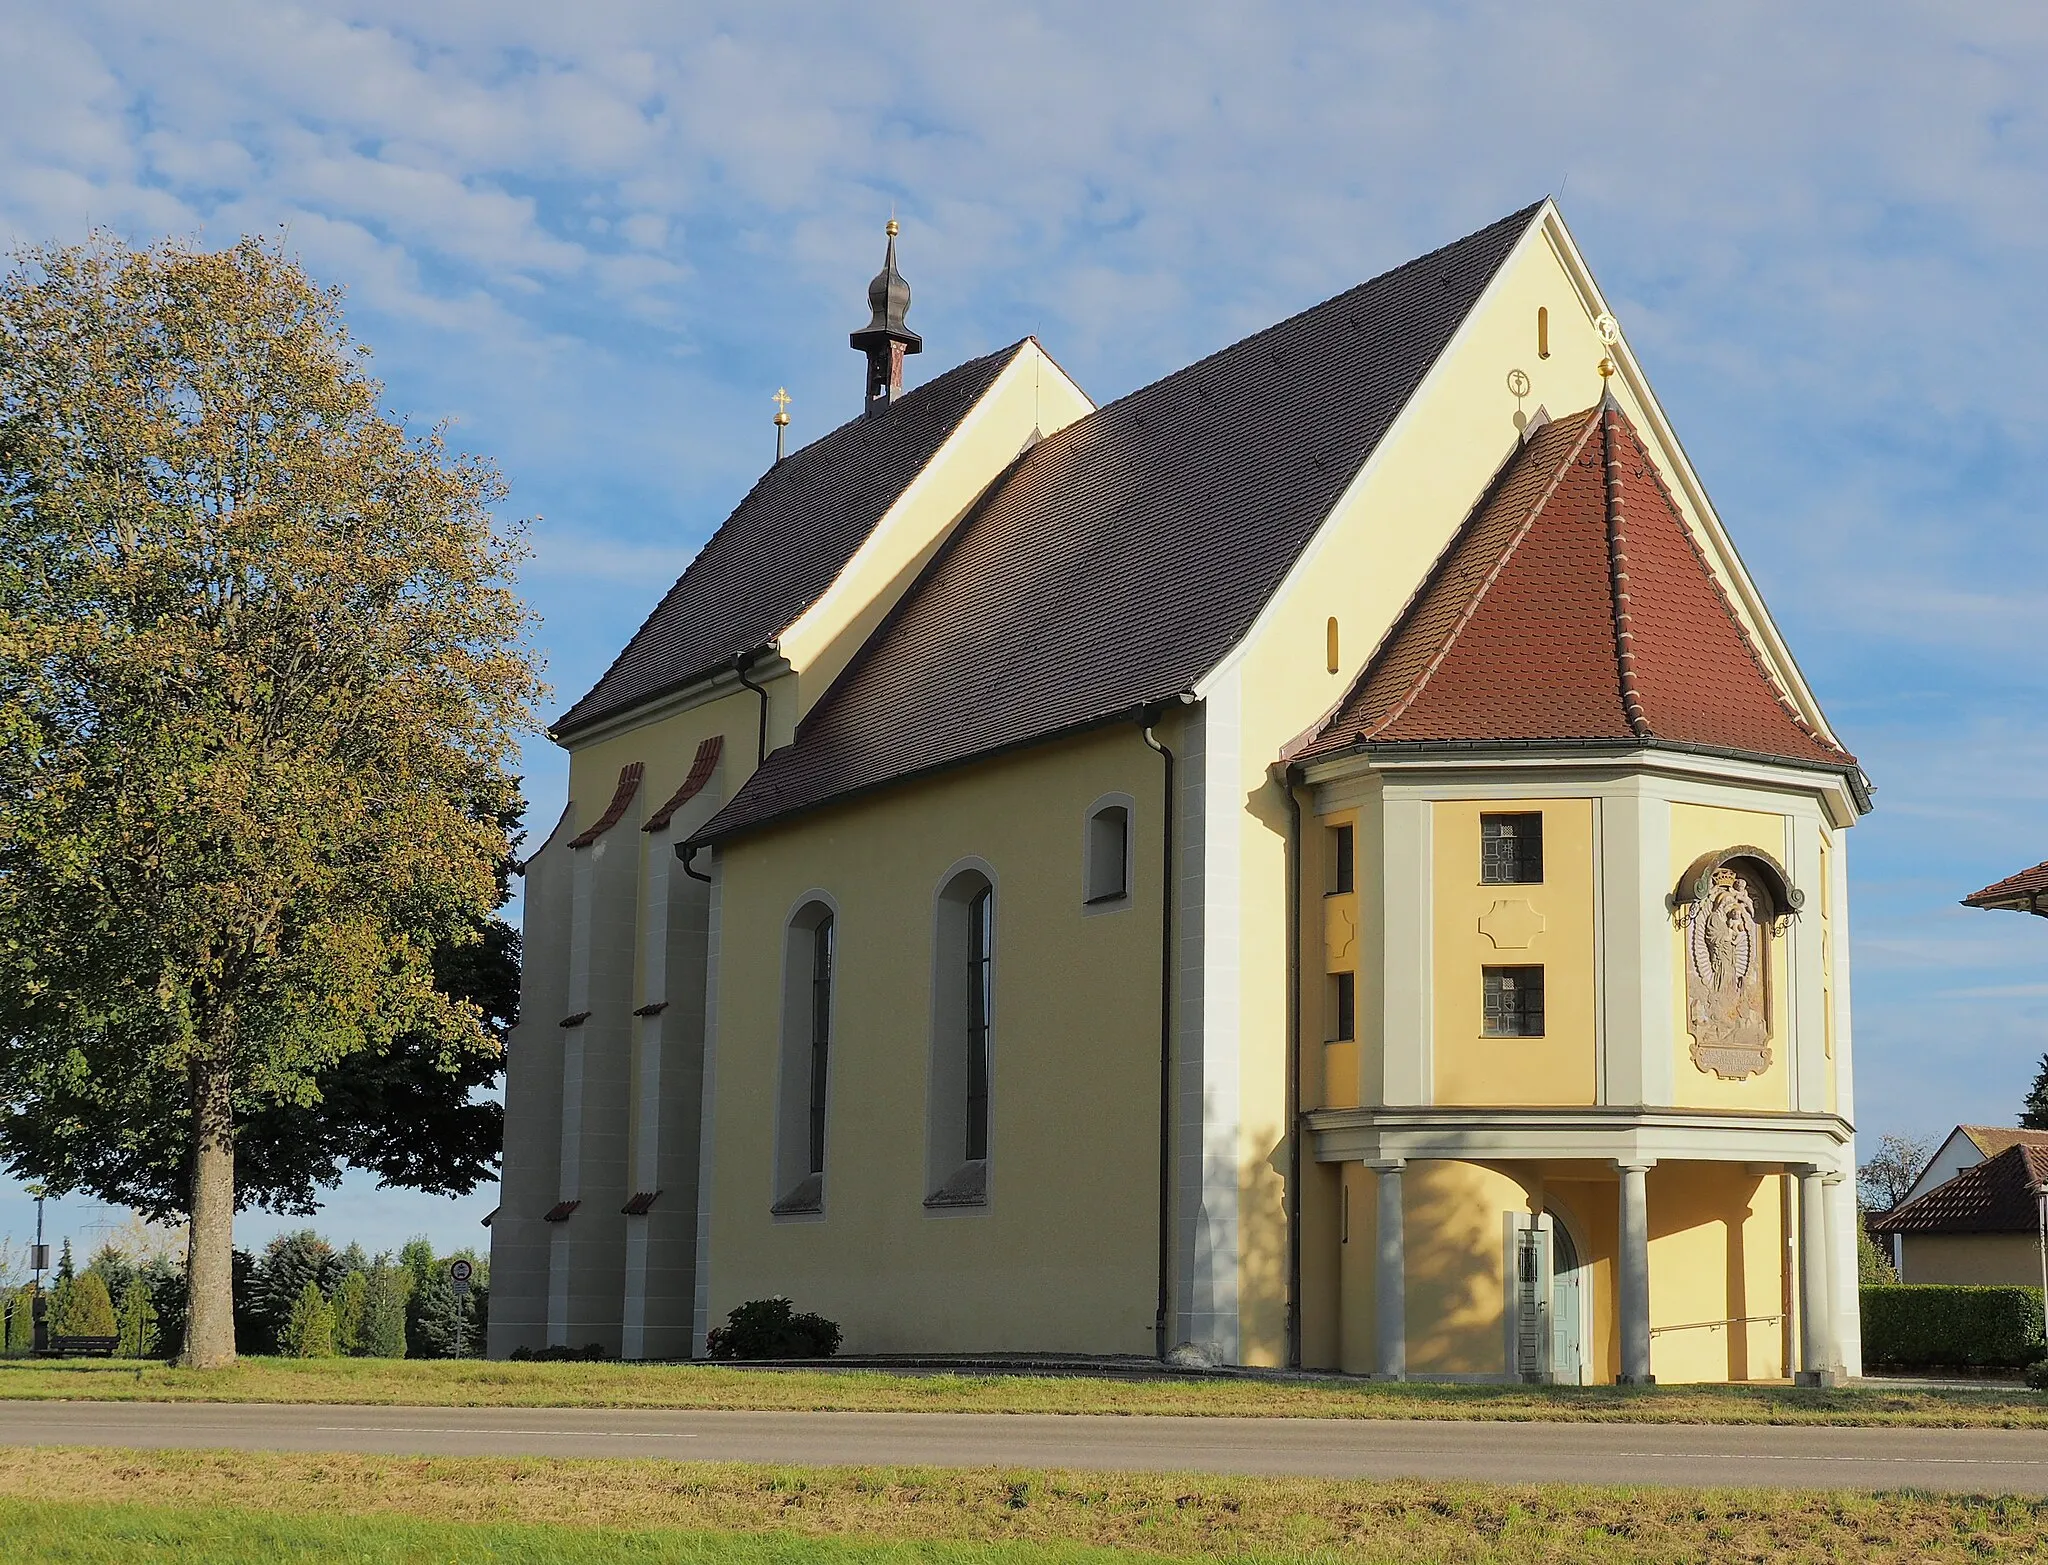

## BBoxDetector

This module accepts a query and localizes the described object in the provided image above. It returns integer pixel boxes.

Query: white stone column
[1795,1165,1839,1386]
[1616,1160,1654,1384]
[1368,1159,1406,1380]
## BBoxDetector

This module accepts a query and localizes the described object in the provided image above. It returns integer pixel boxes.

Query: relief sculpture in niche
[1686,865,1772,1079]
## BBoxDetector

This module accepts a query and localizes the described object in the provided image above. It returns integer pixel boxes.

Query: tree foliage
[0,233,543,1365]
[2023,1056,2048,1131]
[330,1269,367,1356]
[116,1277,160,1358]
[278,1278,336,1358]
[359,1262,409,1359]
[1857,1132,1934,1213]
[52,1271,117,1338]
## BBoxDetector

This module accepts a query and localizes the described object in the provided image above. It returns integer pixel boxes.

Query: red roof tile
[1963,860,2048,913]
[1295,401,1853,770]
[643,737,723,832]
[1870,1144,2048,1234]
[567,762,644,849]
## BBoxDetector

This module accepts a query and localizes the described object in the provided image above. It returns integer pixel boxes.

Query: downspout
[1283,764,1304,1369]
[1141,717,1176,1362]
[676,840,712,884]
[734,653,771,766]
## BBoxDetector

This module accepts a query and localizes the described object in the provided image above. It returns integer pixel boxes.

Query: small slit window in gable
[1085,803,1130,905]
[1326,617,1340,674]
[1329,823,1355,895]
[1537,306,1550,359]
[1328,971,1356,1042]
[1481,812,1543,884]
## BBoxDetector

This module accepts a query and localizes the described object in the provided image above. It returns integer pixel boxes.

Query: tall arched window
[928,865,995,1208]
[774,898,836,1215]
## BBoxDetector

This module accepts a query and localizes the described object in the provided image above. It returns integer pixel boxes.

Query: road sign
[449,1258,473,1294]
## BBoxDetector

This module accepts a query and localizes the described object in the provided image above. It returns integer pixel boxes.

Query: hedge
[1861,1284,2046,1368]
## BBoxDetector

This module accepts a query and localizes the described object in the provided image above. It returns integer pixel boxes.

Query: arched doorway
[1549,1217,1587,1385]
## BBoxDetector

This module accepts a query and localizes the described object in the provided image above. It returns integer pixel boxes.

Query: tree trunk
[180,1059,237,1368]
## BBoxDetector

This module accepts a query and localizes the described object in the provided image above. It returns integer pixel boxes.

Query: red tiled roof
[542,1200,581,1223]
[1963,860,2048,913]
[1870,1143,2048,1234]
[568,762,644,848]
[643,737,722,832]
[1294,401,1853,770]
[621,1191,660,1216]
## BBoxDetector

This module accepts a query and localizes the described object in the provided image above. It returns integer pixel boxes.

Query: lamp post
[28,1188,49,1354]
[2033,1181,2048,1360]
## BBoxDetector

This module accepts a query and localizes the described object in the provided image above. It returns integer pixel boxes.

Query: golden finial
[886,217,899,238]
[772,387,791,462]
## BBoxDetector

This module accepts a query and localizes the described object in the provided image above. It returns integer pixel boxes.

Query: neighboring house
[489,200,1870,1386]
[1899,1126,2048,1210]
[1962,860,2048,919]
[1871,1143,2048,1286]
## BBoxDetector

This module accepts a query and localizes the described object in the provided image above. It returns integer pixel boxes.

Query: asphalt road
[4,1400,2047,1493]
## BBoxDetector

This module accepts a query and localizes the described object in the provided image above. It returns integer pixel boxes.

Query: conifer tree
[53,1271,116,1338]
[278,1279,336,1358]
[116,1278,159,1358]
[360,1263,409,1359]
[330,1269,368,1357]
[54,1239,73,1284]
[2022,1055,2048,1130]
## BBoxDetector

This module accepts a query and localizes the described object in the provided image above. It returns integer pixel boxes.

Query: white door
[1550,1219,1586,1386]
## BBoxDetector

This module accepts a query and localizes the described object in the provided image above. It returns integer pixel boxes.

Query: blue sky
[2,1,2046,1262]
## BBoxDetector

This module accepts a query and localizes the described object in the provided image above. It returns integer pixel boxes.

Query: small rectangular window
[1483,966,1544,1037]
[1330,824,1355,894]
[1086,805,1130,904]
[1330,971,1356,1042]
[1481,812,1543,884]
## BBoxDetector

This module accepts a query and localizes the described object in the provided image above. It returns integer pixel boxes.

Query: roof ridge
[1601,404,1655,739]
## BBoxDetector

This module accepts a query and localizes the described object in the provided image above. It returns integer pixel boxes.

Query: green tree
[116,1277,159,1358]
[359,1262,409,1359]
[0,234,544,1366]
[2023,1056,2048,1130]
[52,1270,116,1338]
[86,1243,134,1308]
[277,1279,335,1358]
[54,1239,73,1285]
[1858,1216,1899,1284]
[330,1269,368,1357]
[249,1230,342,1354]
[3,1286,34,1355]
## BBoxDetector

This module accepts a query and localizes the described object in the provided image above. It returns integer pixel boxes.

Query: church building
[490,201,1869,1384]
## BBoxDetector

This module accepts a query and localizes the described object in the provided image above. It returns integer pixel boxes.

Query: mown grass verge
[0,1354,2042,1426]
[4,1448,2048,1562]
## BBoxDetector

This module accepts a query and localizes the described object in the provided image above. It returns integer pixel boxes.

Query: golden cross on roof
[772,387,791,422]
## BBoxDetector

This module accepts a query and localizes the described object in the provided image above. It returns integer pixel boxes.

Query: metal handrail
[1648,1313,1783,1337]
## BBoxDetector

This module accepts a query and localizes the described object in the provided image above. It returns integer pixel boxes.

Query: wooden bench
[38,1335,119,1358]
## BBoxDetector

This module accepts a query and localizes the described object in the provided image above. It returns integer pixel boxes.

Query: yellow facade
[1667,802,1793,1112]
[1899,1234,2043,1287]
[704,724,1170,1354]
[1431,798,1597,1107]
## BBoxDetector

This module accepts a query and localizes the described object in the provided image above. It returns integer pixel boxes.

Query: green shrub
[51,1272,118,1339]
[2027,1359,2048,1392]
[509,1343,606,1362]
[115,1279,159,1359]
[278,1280,336,1358]
[705,1297,841,1360]
[1861,1285,2047,1368]
[2,1287,33,1356]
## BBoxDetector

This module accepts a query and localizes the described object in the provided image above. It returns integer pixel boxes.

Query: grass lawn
[4,1447,2048,1562]
[0,1354,2042,1427]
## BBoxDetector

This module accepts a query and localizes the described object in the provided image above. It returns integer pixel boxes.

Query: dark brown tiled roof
[644,736,722,831]
[567,762,643,848]
[1293,400,1853,769]
[1964,860,2048,913]
[552,344,1028,739]
[695,203,1544,844]
[1871,1144,2048,1234]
